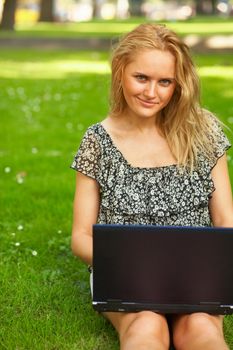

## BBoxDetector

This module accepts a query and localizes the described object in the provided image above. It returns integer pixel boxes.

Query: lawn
[0,48,232,349]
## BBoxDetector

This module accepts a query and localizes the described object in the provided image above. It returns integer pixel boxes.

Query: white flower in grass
[31,147,38,154]
[4,167,11,173]
[16,171,27,184]
[17,225,24,231]
[57,230,62,234]
[32,250,38,256]
[17,177,24,184]
[15,242,20,247]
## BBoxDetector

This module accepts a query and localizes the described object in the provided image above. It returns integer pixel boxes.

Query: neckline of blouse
[96,122,178,171]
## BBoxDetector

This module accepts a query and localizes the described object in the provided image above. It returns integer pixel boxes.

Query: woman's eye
[159,79,172,86]
[135,75,147,82]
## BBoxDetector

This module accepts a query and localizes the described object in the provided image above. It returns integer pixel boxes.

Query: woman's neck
[108,111,161,135]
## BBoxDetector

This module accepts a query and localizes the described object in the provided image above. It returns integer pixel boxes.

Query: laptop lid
[92,224,233,314]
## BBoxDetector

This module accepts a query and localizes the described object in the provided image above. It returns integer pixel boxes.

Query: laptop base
[93,302,233,315]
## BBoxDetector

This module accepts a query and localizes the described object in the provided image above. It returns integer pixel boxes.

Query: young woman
[71,23,233,350]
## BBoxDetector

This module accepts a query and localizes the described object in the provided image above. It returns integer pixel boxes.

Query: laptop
[92,224,233,314]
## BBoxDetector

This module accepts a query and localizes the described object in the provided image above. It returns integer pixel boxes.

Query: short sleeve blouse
[71,117,231,227]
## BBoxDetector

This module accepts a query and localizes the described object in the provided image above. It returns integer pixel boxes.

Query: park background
[0,0,233,349]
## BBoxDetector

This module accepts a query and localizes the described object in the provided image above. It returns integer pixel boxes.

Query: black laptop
[92,224,233,314]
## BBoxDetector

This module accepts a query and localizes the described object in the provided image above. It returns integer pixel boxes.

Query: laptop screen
[93,225,233,313]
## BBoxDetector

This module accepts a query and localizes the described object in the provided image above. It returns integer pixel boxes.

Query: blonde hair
[110,23,217,171]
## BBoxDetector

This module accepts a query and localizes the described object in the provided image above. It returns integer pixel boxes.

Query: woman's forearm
[71,231,93,266]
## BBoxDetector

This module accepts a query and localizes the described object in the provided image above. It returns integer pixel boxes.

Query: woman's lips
[137,97,159,107]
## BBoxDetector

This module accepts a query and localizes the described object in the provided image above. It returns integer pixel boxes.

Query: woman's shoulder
[79,118,115,151]
[199,108,231,167]
[201,108,219,125]
[84,122,102,134]
[86,116,124,143]
[81,120,107,141]
[84,115,113,132]
[199,108,227,140]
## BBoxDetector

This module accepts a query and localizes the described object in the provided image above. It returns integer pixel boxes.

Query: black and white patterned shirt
[71,116,231,227]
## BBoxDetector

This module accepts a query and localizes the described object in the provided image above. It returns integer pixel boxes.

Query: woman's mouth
[137,97,159,107]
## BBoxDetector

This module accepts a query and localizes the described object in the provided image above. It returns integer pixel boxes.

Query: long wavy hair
[110,23,218,171]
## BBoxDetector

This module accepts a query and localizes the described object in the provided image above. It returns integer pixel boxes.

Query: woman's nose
[144,81,157,98]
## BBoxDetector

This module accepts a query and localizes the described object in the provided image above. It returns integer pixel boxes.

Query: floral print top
[71,115,231,227]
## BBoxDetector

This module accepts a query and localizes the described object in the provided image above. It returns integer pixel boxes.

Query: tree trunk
[38,0,54,22]
[92,0,103,18]
[92,0,98,18]
[0,0,17,30]
[210,0,217,14]
[195,0,205,14]
[128,0,144,16]
[195,0,217,15]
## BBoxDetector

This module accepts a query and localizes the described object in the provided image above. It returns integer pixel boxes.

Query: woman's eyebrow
[134,72,175,79]
[134,71,147,75]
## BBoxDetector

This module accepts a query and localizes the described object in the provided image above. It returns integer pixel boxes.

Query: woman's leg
[103,310,170,350]
[172,313,229,350]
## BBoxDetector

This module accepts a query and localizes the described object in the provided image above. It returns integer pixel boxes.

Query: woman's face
[121,49,176,120]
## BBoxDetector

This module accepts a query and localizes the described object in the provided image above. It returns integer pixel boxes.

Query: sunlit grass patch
[0,59,110,79]
[198,66,233,79]
[0,49,110,78]
[0,17,232,38]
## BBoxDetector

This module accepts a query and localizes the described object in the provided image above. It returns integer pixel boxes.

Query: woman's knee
[120,311,170,347]
[173,313,225,349]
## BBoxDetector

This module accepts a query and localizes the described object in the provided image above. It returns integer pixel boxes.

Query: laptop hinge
[200,302,221,306]
[92,300,123,305]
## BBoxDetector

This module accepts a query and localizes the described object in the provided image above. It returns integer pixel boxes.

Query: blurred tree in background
[38,0,54,21]
[92,0,104,18]
[128,0,144,16]
[195,0,218,14]
[0,0,17,29]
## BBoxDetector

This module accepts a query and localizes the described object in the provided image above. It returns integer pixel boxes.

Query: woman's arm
[209,153,233,227]
[71,171,100,266]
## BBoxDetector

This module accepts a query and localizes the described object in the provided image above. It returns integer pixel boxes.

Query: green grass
[0,48,232,349]
[0,17,233,38]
